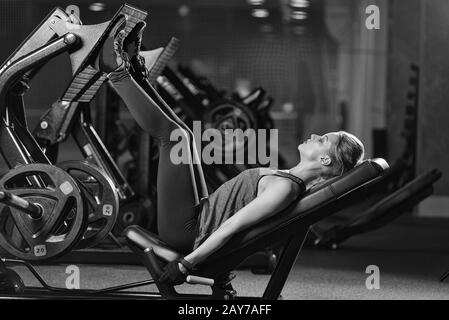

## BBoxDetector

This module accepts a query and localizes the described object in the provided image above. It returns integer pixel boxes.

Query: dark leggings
[109,70,208,253]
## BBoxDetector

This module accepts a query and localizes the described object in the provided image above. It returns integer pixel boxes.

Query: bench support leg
[262,227,309,300]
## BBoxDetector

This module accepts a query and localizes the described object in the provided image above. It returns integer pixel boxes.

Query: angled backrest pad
[197,158,389,276]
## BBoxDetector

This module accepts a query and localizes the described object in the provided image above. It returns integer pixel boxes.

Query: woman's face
[298,132,340,163]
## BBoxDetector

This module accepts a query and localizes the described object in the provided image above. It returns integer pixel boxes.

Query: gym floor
[9,215,449,300]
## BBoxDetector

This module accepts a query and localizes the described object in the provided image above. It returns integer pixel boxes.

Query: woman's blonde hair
[326,131,365,178]
[309,131,365,189]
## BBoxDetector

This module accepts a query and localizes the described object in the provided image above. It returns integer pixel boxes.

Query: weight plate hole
[123,212,135,224]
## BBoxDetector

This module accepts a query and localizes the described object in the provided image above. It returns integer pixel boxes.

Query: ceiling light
[291,11,307,20]
[289,0,309,8]
[178,5,190,17]
[88,3,106,12]
[252,9,270,18]
[247,0,265,5]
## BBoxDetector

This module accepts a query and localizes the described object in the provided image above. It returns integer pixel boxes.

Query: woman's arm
[183,178,300,267]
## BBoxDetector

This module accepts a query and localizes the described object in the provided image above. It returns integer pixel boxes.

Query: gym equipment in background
[33,40,178,238]
[0,5,147,260]
[0,164,87,260]
[26,38,180,266]
[0,9,86,261]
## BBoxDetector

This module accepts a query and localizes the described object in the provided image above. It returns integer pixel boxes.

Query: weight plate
[57,161,119,249]
[204,101,257,131]
[202,101,257,155]
[0,164,87,261]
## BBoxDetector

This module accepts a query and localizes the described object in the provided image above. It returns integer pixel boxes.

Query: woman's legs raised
[109,71,204,252]
[129,72,209,202]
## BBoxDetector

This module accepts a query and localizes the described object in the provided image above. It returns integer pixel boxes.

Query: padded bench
[125,158,389,299]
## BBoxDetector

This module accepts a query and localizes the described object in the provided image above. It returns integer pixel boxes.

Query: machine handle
[186,275,215,286]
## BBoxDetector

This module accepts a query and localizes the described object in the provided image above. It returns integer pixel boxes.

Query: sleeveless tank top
[193,167,306,249]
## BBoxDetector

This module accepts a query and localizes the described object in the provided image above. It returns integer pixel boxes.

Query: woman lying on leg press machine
[96,20,365,285]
